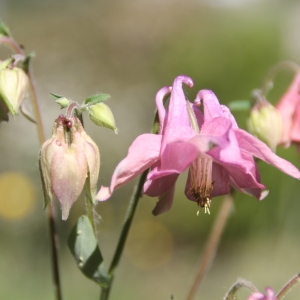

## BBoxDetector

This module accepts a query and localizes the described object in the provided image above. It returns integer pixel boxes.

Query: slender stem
[47,205,62,300]
[84,183,97,233]
[28,57,63,300]
[0,35,62,300]
[276,273,300,300]
[27,71,46,143]
[223,279,258,300]
[260,61,300,95]
[100,169,149,300]
[0,36,24,54]
[186,194,234,300]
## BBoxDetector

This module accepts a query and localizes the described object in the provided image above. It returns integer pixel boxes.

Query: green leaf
[22,52,35,74]
[68,215,110,287]
[0,22,11,37]
[84,93,111,106]
[227,100,251,111]
[50,93,65,100]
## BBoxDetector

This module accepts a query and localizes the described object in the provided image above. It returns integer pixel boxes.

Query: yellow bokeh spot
[125,219,174,270]
[0,172,36,220]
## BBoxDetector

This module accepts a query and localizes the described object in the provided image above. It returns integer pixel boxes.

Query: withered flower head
[39,115,100,220]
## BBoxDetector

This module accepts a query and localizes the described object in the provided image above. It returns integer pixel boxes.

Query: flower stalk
[0,34,62,300]
[276,273,300,300]
[186,193,234,300]
[100,169,149,300]
[26,56,63,300]
[224,279,258,300]
[259,61,300,96]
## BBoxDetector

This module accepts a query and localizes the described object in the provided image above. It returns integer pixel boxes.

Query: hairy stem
[0,36,63,300]
[277,273,300,300]
[260,61,300,95]
[28,54,63,300]
[186,194,234,300]
[84,181,97,234]
[223,279,258,300]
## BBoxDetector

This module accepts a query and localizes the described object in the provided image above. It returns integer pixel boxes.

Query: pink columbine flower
[276,71,300,148]
[97,76,300,215]
[248,288,276,300]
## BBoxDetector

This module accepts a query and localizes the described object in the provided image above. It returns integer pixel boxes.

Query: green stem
[260,61,300,96]
[84,182,97,233]
[0,36,62,300]
[277,273,300,300]
[100,169,149,300]
[223,279,258,300]
[28,56,63,300]
[186,194,234,300]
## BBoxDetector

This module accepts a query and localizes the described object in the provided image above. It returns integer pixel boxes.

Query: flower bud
[247,100,282,152]
[39,115,100,220]
[0,67,29,116]
[55,97,71,108]
[89,103,118,133]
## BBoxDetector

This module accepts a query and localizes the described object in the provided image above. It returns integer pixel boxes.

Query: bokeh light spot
[125,219,174,270]
[0,172,36,220]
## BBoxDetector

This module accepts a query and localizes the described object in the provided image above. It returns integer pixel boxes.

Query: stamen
[188,155,214,215]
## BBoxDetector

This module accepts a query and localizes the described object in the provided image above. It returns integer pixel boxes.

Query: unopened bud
[55,97,71,108]
[0,67,29,116]
[39,115,100,220]
[247,100,282,152]
[89,103,118,133]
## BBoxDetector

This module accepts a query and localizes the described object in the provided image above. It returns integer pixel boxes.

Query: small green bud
[55,97,71,108]
[39,115,100,220]
[89,103,118,133]
[247,100,282,152]
[0,67,29,116]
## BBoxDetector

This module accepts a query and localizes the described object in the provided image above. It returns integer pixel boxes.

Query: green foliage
[0,22,10,37]
[84,93,111,106]
[68,216,110,287]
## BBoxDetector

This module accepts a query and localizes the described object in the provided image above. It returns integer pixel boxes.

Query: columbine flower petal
[97,76,300,216]
[96,85,172,201]
[51,134,87,220]
[276,71,300,147]
[96,134,162,201]
[248,287,276,300]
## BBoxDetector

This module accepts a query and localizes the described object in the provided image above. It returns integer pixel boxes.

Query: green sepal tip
[0,22,11,37]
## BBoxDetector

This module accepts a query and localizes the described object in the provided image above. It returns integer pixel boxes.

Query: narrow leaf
[22,52,35,74]
[84,93,111,106]
[0,22,11,37]
[50,93,65,100]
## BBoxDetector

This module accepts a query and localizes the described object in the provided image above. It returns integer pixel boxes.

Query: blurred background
[1,0,300,299]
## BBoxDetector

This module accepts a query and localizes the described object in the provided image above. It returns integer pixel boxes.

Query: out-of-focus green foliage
[1,0,300,299]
